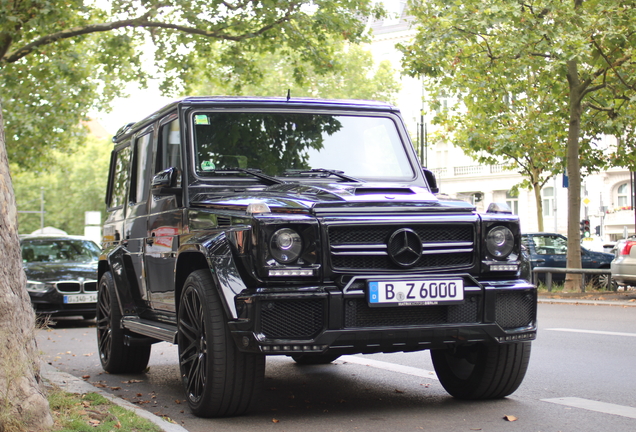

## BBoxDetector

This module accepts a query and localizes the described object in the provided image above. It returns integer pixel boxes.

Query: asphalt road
[37,302,636,432]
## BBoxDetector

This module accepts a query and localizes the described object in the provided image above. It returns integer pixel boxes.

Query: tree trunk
[0,106,53,430]
[531,173,544,232]
[565,60,583,291]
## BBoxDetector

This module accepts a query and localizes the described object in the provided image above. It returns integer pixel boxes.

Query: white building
[368,1,635,243]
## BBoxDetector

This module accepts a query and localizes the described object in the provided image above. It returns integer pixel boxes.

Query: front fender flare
[178,230,247,320]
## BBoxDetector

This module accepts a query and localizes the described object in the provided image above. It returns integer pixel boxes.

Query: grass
[48,386,163,432]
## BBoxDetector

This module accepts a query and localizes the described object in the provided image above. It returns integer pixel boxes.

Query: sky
[92,80,174,135]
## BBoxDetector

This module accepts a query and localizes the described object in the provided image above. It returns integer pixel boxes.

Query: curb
[41,362,189,432]
[539,298,636,307]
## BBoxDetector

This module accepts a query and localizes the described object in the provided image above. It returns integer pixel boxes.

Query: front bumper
[229,277,537,355]
[28,290,97,317]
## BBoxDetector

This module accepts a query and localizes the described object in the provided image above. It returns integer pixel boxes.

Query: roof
[114,96,399,143]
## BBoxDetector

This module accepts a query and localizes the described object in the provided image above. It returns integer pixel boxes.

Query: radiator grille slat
[328,224,475,272]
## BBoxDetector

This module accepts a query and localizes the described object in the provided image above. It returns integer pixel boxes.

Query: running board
[121,317,178,344]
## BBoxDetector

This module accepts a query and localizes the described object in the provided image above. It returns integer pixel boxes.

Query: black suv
[98,96,536,417]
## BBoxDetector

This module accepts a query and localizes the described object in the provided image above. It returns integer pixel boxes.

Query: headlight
[270,228,302,264]
[486,226,514,258]
[26,281,53,293]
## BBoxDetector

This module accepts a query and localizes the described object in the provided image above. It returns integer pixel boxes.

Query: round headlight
[486,226,514,258]
[270,228,302,264]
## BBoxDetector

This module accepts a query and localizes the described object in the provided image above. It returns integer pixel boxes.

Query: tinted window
[192,113,414,179]
[132,133,153,203]
[108,145,131,209]
[158,118,182,185]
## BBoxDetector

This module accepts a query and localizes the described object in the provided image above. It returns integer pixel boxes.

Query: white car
[610,237,636,288]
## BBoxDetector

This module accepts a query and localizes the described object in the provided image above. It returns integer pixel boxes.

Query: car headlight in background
[26,281,54,293]
[270,228,303,264]
[486,226,514,259]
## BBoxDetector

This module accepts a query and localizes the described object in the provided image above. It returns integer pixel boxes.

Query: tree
[0,1,379,428]
[401,0,636,290]
[187,40,400,103]
[12,134,111,235]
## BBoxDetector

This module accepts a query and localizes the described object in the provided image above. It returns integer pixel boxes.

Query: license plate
[368,279,464,306]
[63,293,98,304]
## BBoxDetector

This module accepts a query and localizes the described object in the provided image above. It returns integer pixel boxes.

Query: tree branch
[3,6,297,64]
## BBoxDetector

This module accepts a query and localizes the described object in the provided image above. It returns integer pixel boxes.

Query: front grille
[327,224,475,272]
[55,281,97,294]
[260,299,325,339]
[495,291,535,329]
[344,295,480,328]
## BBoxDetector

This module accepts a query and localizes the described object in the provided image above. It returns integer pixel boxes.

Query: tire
[291,354,341,365]
[178,269,265,417]
[96,271,151,373]
[431,342,531,400]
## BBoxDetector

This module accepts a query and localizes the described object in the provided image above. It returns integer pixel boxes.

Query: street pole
[40,187,44,231]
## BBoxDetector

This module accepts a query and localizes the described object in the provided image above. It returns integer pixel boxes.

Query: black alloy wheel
[178,269,265,417]
[96,271,151,373]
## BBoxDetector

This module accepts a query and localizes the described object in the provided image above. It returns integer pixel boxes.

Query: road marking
[542,397,636,420]
[545,328,636,338]
[340,355,439,380]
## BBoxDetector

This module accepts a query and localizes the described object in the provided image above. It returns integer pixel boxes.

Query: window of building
[542,187,554,216]
[617,182,630,207]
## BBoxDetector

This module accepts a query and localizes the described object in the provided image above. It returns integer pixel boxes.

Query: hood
[23,261,98,283]
[190,182,476,213]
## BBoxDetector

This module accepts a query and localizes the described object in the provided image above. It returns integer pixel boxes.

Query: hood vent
[354,187,415,196]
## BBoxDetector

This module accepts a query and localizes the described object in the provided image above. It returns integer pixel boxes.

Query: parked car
[521,232,614,287]
[610,237,636,288]
[97,96,536,417]
[21,234,101,319]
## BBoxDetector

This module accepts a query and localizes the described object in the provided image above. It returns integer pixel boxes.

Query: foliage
[1,0,382,170]
[187,41,400,103]
[12,133,111,236]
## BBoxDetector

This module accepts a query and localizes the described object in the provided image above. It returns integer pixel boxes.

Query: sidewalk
[538,289,636,307]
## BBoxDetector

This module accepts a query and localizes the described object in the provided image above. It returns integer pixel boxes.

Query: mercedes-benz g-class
[98,96,536,417]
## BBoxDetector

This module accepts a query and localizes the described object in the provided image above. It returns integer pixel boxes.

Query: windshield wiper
[283,168,365,183]
[204,168,285,185]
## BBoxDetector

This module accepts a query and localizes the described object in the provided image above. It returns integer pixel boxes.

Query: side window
[157,118,182,186]
[106,144,132,209]
[130,133,153,204]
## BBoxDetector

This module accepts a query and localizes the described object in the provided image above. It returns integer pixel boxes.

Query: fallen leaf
[81,375,90,380]
[175,400,181,404]
[503,415,518,422]
[110,386,121,391]
[272,418,280,423]
[394,389,404,393]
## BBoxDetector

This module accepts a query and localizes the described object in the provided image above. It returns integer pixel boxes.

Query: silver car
[611,237,636,288]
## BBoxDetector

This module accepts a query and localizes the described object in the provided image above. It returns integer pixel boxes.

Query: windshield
[21,239,101,264]
[192,112,414,180]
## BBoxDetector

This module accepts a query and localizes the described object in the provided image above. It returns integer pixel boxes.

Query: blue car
[521,233,614,287]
